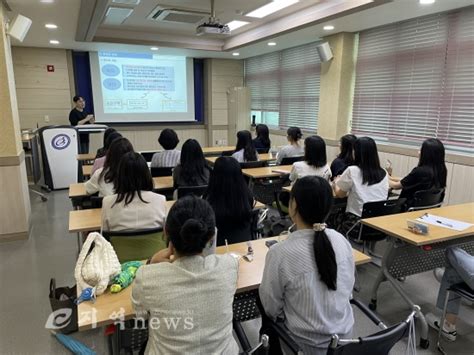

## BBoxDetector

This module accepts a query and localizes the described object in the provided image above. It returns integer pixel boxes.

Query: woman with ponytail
[132,196,239,354]
[259,176,355,354]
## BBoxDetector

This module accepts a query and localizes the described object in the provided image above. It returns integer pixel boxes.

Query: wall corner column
[0,5,31,242]
[318,32,357,141]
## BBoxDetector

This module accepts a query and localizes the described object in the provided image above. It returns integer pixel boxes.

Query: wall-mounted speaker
[7,14,32,42]
[316,42,333,62]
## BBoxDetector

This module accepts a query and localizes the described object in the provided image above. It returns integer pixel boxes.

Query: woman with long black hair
[232,130,258,162]
[330,134,357,178]
[259,176,355,354]
[253,124,271,152]
[173,139,211,189]
[389,138,447,206]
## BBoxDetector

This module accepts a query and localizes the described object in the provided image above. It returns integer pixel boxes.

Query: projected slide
[98,52,188,114]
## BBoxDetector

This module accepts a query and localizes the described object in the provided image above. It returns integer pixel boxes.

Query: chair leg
[233,320,252,353]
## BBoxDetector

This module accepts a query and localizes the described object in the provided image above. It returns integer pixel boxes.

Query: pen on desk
[225,239,229,253]
[436,220,453,228]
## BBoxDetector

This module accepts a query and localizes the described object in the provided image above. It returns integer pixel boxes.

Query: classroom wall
[12,47,72,129]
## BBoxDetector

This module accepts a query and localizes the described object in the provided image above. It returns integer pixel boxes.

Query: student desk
[69,177,174,200]
[82,165,93,177]
[77,237,371,331]
[77,153,96,162]
[242,165,292,179]
[201,145,235,155]
[69,201,267,234]
[362,203,474,348]
[205,153,275,165]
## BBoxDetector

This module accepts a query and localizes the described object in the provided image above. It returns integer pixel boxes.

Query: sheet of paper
[416,214,473,231]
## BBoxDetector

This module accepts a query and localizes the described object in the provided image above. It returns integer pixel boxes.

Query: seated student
[333,137,389,233]
[95,127,116,159]
[290,135,332,182]
[253,124,271,152]
[231,130,259,163]
[91,131,122,175]
[426,247,474,342]
[151,128,180,168]
[85,137,133,197]
[389,138,447,207]
[132,196,239,355]
[101,152,166,231]
[173,139,211,189]
[330,134,357,178]
[259,176,355,354]
[204,157,254,246]
[276,126,304,165]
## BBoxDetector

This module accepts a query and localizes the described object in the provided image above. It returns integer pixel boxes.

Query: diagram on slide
[98,51,188,114]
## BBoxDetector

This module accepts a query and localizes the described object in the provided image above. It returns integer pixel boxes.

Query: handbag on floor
[48,278,78,334]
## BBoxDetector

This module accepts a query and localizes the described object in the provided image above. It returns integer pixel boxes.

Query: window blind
[352,7,474,153]
[245,42,321,131]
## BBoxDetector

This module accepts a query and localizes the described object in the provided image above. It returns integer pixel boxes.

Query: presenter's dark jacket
[69,108,90,143]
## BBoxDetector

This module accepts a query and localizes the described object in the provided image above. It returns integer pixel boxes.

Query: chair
[216,209,261,246]
[256,147,270,154]
[140,152,156,162]
[177,185,208,199]
[90,195,103,209]
[262,299,419,355]
[240,161,267,169]
[345,198,407,256]
[438,282,474,354]
[150,167,173,177]
[102,228,166,263]
[407,188,445,211]
[279,156,303,165]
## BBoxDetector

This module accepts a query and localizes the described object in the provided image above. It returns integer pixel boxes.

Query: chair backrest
[280,156,303,165]
[102,228,166,263]
[256,147,270,154]
[140,152,156,162]
[327,321,410,355]
[90,195,103,209]
[408,188,445,211]
[361,198,407,219]
[240,161,267,169]
[221,150,235,157]
[177,185,208,199]
[150,167,173,177]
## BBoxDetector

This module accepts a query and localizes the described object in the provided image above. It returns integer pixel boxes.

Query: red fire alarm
[47,65,55,72]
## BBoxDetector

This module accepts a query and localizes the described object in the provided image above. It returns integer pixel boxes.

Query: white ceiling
[5,0,474,59]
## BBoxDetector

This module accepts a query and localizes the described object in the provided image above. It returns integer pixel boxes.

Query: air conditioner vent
[148,5,209,24]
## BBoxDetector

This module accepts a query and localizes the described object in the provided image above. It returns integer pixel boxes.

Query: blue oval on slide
[101,64,120,77]
[103,78,121,90]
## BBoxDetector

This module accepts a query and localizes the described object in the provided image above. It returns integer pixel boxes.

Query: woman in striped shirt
[151,129,181,168]
[259,176,355,354]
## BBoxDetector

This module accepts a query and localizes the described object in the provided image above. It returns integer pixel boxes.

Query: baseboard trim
[0,230,29,243]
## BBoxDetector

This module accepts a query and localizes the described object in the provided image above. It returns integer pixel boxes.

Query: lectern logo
[51,134,71,150]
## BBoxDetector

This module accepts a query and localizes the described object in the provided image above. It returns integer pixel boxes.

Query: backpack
[74,232,122,296]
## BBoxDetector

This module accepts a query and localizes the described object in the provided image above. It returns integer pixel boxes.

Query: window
[245,42,321,131]
[352,7,474,153]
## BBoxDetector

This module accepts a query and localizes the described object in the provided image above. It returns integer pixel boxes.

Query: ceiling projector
[196,20,230,36]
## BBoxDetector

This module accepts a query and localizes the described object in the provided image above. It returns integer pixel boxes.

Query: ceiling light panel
[112,0,140,4]
[103,7,134,25]
[246,0,299,19]
[226,20,250,31]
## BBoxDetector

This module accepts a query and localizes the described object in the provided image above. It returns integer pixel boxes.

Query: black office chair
[345,198,407,256]
[140,152,156,162]
[150,167,173,177]
[176,185,208,199]
[102,227,166,263]
[260,299,419,355]
[438,282,474,354]
[407,188,445,211]
[221,150,235,157]
[256,147,270,154]
[240,161,268,169]
[279,156,303,165]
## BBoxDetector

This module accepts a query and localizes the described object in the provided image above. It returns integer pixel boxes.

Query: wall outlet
[44,115,50,122]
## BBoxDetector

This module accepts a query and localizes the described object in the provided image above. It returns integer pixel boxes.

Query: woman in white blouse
[231,130,259,163]
[275,127,304,165]
[259,176,355,354]
[333,137,389,233]
[101,152,166,231]
[85,137,133,197]
[290,135,332,182]
[132,196,239,354]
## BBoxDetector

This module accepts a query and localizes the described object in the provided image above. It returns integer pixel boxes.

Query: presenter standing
[69,95,95,153]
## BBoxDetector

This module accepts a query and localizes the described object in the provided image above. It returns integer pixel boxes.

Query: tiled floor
[0,190,473,354]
